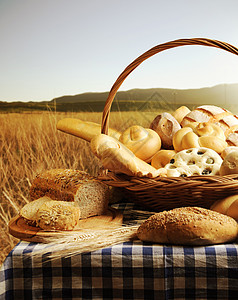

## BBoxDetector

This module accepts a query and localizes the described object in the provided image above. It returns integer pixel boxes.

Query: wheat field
[0,109,159,266]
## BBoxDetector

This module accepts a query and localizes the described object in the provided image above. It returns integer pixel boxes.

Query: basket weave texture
[98,38,238,211]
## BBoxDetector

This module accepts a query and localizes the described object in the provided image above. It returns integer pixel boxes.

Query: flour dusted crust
[180,105,238,144]
[164,147,223,176]
[137,206,238,245]
[36,200,80,231]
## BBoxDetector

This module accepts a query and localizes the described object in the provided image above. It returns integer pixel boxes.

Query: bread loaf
[210,194,238,221]
[173,122,227,154]
[36,200,81,230]
[137,207,238,245]
[57,118,121,141]
[181,105,238,136]
[91,134,161,178]
[20,196,53,225]
[220,151,238,176]
[221,146,238,159]
[119,125,161,162]
[164,147,223,177]
[20,196,81,230]
[29,169,110,218]
[150,112,181,149]
[151,149,176,169]
[172,105,191,124]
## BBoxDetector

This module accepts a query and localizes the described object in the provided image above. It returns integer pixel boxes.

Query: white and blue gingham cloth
[1,202,238,300]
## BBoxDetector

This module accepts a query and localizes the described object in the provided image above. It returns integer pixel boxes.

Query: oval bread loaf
[137,206,238,245]
[210,194,238,221]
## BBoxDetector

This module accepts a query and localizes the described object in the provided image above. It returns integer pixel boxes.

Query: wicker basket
[98,38,238,211]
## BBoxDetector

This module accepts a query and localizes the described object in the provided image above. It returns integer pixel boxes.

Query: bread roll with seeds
[164,147,223,177]
[36,200,81,231]
[137,207,238,245]
[20,196,81,230]
[30,169,110,219]
[20,196,53,225]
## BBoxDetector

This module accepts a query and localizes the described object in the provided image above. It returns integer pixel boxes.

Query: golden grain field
[0,109,159,266]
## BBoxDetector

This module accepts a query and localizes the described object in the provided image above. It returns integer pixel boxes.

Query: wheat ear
[26,225,139,263]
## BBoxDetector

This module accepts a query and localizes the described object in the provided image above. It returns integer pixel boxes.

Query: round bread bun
[227,200,238,222]
[172,105,191,124]
[36,200,81,231]
[150,112,181,149]
[119,125,161,162]
[164,147,223,177]
[221,146,238,159]
[220,150,238,176]
[137,207,238,245]
[210,194,238,221]
[151,150,176,169]
[173,122,227,154]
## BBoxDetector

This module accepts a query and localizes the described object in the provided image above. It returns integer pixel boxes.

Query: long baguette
[57,118,121,141]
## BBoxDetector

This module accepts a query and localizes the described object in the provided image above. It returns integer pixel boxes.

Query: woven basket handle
[101,37,238,134]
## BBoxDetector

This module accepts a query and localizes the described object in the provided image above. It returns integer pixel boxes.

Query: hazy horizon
[1,0,238,103]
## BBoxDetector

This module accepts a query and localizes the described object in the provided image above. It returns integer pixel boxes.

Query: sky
[1,0,238,102]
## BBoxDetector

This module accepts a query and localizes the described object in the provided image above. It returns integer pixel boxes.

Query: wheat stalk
[26,225,139,264]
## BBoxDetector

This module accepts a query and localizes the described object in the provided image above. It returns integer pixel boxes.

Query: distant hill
[1,83,238,113]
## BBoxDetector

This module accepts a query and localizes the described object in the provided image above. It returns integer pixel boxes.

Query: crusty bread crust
[30,169,109,218]
[36,200,80,231]
[137,206,238,245]
[57,118,121,141]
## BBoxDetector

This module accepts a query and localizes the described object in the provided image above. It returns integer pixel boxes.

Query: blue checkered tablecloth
[1,202,238,300]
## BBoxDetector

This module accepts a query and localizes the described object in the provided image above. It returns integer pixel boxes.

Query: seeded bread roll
[20,196,81,230]
[36,200,81,231]
[29,169,110,219]
[137,207,238,245]
[20,196,53,225]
